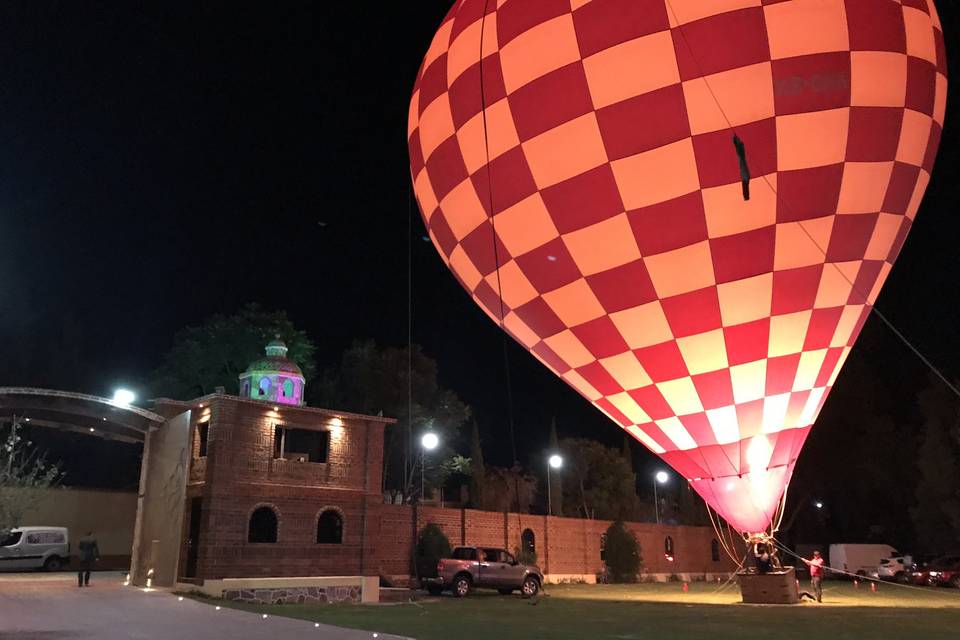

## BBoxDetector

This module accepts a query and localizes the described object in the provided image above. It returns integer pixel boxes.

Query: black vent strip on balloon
[732,134,751,201]
[664,0,960,401]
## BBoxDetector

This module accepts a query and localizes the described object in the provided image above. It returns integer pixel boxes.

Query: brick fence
[378,505,737,583]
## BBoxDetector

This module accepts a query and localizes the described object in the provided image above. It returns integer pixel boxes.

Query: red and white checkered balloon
[408,0,946,534]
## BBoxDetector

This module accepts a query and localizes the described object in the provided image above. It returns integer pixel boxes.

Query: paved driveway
[0,572,407,640]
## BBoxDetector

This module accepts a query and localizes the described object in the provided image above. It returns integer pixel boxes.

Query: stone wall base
[222,585,360,605]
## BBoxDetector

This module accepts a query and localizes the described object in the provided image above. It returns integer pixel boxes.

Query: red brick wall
[162,396,733,583]
[377,506,736,581]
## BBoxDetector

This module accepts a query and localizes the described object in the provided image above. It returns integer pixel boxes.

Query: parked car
[904,555,948,586]
[424,546,542,597]
[926,557,960,588]
[0,527,70,572]
[828,544,898,578]
[878,554,914,582]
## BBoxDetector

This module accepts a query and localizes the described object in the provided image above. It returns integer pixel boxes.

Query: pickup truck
[424,546,543,597]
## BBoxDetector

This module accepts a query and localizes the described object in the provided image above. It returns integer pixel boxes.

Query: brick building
[133,339,393,585]
[130,340,734,593]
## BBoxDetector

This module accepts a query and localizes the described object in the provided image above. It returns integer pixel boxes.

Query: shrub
[515,545,537,566]
[603,521,641,583]
[415,523,451,579]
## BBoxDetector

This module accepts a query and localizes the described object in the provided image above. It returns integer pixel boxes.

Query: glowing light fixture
[113,389,135,406]
[815,501,824,509]
[421,432,439,451]
[548,454,563,469]
[654,471,669,524]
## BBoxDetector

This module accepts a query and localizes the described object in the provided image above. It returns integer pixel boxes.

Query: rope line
[773,539,960,598]
[663,0,959,400]
[478,0,519,467]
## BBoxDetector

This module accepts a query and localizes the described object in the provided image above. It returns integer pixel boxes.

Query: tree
[910,379,960,553]
[0,418,63,538]
[548,418,563,516]
[313,340,470,502]
[560,438,641,520]
[415,523,451,580]
[151,304,316,399]
[483,465,538,513]
[603,521,641,582]
[468,419,487,509]
[621,433,634,474]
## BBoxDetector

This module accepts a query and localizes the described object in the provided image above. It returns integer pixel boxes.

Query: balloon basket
[736,566,800,604]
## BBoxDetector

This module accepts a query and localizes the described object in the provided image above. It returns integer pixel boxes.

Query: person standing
[77,531,100,587]
[802,550,825,602]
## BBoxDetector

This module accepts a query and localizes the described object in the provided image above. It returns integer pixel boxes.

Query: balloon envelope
[409,0,946,533]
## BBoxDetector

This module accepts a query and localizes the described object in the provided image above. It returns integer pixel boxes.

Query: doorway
[183,498,202,579]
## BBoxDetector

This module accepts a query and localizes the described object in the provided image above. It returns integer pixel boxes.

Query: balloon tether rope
[478,0,520,471]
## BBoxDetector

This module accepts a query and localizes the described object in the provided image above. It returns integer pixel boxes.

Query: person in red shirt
[802,550,825,602]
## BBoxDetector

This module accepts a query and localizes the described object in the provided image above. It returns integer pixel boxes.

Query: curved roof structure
[0,387,165,444]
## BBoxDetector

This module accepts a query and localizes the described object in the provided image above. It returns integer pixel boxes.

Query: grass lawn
[189,581,960,640]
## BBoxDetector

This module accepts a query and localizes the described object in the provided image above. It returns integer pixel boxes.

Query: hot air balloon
[408,0,946,538]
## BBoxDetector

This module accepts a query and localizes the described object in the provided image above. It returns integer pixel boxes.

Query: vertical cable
[477,0,519,466]
[406,182,414,500]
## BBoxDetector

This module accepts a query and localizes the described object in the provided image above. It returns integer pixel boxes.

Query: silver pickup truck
[424,546,543,597]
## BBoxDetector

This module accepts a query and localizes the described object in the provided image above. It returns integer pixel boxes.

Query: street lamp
[814,501,824,509]
[547,454,562,516]
[420,432,439,504]
[112,389,135,407]
[654,470,669,524]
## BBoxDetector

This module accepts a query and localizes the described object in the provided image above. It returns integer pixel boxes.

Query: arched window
[258,377,271,396]
[711,539,720,562]
[248,506,278,543]
[282,378,294,398]
[317,509,343,544]
[521,528,535,555]
[664,536,674,558]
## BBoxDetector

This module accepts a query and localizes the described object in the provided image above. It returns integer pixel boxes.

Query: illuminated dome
[238,337,306,406]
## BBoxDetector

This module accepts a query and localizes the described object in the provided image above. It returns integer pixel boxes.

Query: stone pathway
[0,572,409,640]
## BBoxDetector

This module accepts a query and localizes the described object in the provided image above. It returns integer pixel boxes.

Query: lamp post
[654,470,669,524]
[547,454,562,516]
[420,432,439,504]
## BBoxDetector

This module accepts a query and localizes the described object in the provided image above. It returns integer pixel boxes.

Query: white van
[0,527,70,571]
[828,543,897,578]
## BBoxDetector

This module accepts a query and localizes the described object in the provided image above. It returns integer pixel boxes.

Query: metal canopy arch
[0,387,165,444]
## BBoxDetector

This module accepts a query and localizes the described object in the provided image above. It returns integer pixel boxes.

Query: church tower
[238,336,306,406]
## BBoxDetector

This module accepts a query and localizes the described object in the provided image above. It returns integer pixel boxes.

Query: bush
[515,545,537,566]
[415,523,451,579]
[603,521,641,583]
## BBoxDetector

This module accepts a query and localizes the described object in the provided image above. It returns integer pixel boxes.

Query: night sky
[2,2,959,499]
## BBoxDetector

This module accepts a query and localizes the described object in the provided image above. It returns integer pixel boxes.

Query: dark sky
[2,2,959,487]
